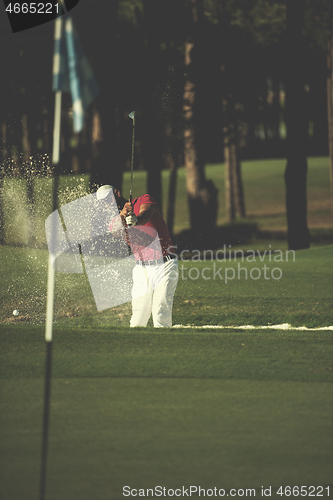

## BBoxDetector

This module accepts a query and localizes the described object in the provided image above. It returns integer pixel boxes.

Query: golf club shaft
[129,112,135,203]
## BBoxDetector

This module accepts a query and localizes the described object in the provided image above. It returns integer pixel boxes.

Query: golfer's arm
[136,204,156,226]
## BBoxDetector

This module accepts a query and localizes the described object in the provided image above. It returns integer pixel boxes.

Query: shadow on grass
[174,222,261,252]
[174,224,333,253]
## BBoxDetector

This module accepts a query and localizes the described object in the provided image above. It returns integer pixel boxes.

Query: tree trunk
[42,102,50,157]
[1,121,8,163]
[143,96,162,211]
[91,106,104,186]
[234,156,246,218]
[224,138,245,221]
[22,113,37,247]
[167,160,178,239]
[271,78,281,141]
[87,1,121,191]
[141,0,168,211]
[219,0,245,223]
[224,141,235,223]
[327,2,333,211]
[184,38,203,212]
[309,58,328,157]
[90,102,121,190]
[183,0,218,244]
[284,0,311,250]
[166,112,182,239]
[165,60,183,238]
[223,117,246,221]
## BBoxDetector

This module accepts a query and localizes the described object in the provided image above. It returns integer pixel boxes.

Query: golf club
[129,111,135,204]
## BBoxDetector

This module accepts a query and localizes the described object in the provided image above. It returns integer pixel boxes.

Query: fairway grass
[1,244,332,328]
[0,326,332,500]
[1,378,332,500]
[1,326,333,382]
[0,162,332,499]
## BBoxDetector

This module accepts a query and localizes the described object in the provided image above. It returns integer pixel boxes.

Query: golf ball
[13,310,19,316]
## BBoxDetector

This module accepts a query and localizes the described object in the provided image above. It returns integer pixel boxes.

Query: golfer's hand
[126,214,138,227]
[120,202,133,218]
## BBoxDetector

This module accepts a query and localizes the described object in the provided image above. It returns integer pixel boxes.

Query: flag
[52,15,100,133]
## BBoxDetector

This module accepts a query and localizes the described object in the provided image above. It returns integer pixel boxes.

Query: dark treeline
[0,0,331,248]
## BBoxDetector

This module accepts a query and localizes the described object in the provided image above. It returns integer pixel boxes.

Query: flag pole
[40,11,100,497]
[40,29,63,500]
[45,91,61,339]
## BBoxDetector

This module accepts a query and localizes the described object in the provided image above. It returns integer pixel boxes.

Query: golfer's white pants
[130,258,179,328]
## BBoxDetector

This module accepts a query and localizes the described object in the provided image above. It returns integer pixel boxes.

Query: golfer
[96,185,179,328]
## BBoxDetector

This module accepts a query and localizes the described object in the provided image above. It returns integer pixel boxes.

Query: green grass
[1,244,332,328]
[0,325,332,500]
[1,325,332,382]
[0,245,333,499]
[174,245,333,328]
[0,158,332,500]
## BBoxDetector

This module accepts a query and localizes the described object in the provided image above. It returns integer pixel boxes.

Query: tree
[183,0,218,245]
[218,0,246,222]
[327,0,333,211]
[223,125,246,221]
[73,1,122,190]
[164,62,184,239]
[140,0,165,211]
[284,0,311,250]
[141,0,187,220]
